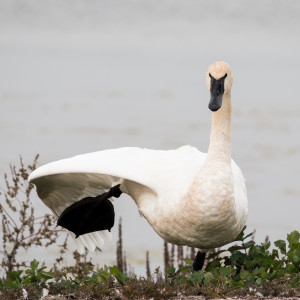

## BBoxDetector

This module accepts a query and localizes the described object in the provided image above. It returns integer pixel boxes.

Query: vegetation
[0,156,69,277]
[1,157,300,299]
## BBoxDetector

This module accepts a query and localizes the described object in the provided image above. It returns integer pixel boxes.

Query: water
[1,0,300,275]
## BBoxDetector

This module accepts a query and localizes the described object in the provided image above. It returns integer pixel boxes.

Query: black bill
[208,73,227,112]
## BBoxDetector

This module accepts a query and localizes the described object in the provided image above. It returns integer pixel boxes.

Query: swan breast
[145,160,246,249]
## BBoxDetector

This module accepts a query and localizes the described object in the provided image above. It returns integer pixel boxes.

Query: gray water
[1,0,300,274]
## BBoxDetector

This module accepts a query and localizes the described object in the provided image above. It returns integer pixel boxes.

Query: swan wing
[29,146,205,253]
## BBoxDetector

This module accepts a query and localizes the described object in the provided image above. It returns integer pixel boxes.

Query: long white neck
[206,92,232,165]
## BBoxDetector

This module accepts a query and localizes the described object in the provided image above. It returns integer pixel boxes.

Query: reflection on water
[1,0,300,275]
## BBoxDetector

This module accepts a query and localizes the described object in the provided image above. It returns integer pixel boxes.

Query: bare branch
[0,155,69,276]
[0,205,18,228]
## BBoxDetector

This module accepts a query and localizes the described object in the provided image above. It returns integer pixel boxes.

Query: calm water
[1,0,300,274]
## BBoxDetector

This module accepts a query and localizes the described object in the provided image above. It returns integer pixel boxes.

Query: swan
[29,61,248,270]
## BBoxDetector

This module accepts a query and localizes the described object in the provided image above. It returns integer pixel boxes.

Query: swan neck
[207,92,232,164]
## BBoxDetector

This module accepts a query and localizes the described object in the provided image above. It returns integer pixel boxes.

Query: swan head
[206,61,233,112]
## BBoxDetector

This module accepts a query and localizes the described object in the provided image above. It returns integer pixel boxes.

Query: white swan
[29,61,247,269]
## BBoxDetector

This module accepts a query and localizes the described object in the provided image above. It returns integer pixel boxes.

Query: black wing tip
[109,184,122,198]
[56,185,120,238]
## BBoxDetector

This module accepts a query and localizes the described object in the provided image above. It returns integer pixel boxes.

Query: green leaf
[242,241,255,249]
[22,276,34,285]
[286,263,297,273]
[227,245,245,252]
[219,267,235,277]
[272,249,279,259]
[207,249,226,259]
[240,270,250,280]
[177,265,192,273]
[40,272,54,280]
[287,231,300,250]
[272,259,283,271]
[7,270,23,282]
[229,251,247,265]
[166,266,176,277]
[25,269,34,275]
[233,226,247,241]
[184,258,192,265]
[206,260,221,271]
[243,232,255,241]
[261,257,274,268]
[4,271,24,288]
[245,260,254,270]
[109,266,127,283]
[233,279,245,287]
[288,246,300,265]
[262,241,271,250]
[274,239,286,254]
[192,270,205,283]
[251,245,268,256]
[30,259,39,270]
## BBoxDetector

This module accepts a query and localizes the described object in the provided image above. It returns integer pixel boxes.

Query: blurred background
[1,0,300,274]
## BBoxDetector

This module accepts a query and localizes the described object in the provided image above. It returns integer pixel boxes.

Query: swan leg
[57,185,122,237]
[192,251,206,271]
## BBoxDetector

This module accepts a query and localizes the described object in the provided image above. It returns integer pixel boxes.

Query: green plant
[2,227,300,299]
[0,259,53,289]
[165,227,300,297]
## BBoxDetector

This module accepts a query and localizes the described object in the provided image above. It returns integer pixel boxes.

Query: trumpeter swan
[29,61,247,270]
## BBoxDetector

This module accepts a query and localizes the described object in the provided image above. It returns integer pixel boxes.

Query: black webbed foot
[57,184,122,238]
[193,251,206,271]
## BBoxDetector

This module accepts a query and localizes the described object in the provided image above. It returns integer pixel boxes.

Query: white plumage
[29,61,248,257]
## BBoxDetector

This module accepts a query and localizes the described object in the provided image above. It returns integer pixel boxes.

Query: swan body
[29,61,248,255]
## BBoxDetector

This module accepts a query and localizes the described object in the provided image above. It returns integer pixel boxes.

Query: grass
[1,157,300,299]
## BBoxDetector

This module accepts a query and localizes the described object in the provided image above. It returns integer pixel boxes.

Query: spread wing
[29,146,205,253]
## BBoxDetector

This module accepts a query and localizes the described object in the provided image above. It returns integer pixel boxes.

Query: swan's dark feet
[193,251,206,271]
[57,184,122,237]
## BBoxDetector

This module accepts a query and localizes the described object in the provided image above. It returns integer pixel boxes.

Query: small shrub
[0,156,68,277]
